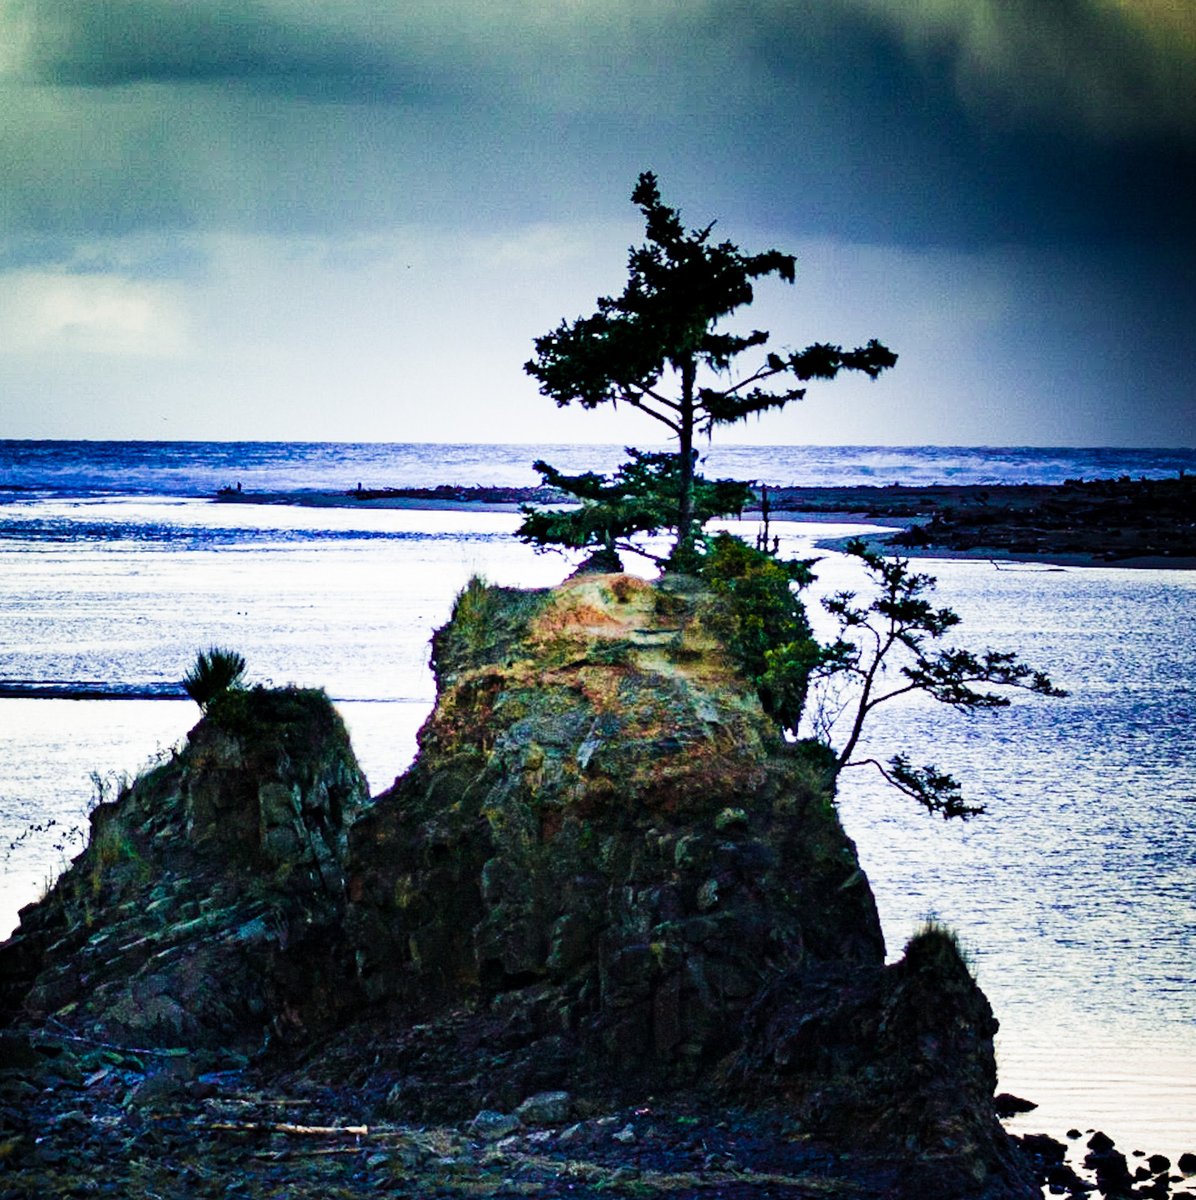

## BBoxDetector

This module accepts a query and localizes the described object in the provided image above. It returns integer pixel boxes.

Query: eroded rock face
[345,574,884,1095]
[339,574,1033,1196]
[0,687,367,1050]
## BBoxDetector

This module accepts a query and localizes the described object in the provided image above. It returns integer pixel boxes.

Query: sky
[0,0,1193,447]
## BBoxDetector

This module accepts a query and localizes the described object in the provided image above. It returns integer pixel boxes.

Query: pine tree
[525,172,897,561]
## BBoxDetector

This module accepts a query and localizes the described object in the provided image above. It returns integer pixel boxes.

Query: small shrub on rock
[697,533,819,732]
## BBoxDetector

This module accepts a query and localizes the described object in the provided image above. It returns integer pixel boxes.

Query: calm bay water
[1,442,1193,1163]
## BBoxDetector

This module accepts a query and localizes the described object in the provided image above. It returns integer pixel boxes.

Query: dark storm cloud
[0,1,1190,443]
[0,0,1190,259]
[3,0,430,100]
[720,0,1196,249]
[842,0,1195,139]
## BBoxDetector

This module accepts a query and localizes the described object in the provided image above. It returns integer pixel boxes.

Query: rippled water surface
[3,439,1194,494]
[1,475,1193,1163]
[809,552,1196,1159]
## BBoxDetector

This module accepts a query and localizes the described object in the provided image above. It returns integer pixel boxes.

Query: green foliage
[182,646,247,711]
[518,448,753,565]
[815,539,1066,819]
[87,816,149,898]
[432,576,549,679]
[525,172,896,556]
[698,534,820,732]
[451,574,498,654]
[205,683,338,741]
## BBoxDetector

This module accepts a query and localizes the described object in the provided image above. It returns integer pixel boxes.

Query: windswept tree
[525,171,897,560]
[802,540,1066,818]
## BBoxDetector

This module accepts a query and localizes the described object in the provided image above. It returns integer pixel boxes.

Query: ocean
[1,441,1194,1165]
[3,439,1195,495]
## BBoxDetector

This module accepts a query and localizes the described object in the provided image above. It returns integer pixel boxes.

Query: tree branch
[840,755,984,820]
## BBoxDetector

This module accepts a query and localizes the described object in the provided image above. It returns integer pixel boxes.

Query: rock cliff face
[345,573,884,1092]
[0,687,367,1050]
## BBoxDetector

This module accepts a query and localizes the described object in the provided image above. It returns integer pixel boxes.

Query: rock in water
[341,574,1034,1195]
[0,574,1037,1198]
[733,924,1034,1198]
[346,575,882,1079]
[0,687,367,1050]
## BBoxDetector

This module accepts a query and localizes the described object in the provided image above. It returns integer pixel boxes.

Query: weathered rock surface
[0,686,367,1050]
[0,574,1038,1197]
[734,927,1032,1197]
[331,572,1033,1196]
[346,574,881,1080]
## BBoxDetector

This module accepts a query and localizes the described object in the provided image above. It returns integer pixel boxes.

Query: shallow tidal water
[0,494,1192,1163]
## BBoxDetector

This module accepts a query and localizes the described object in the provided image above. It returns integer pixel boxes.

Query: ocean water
[2,439,1194,497]
[1,442,1193,1165]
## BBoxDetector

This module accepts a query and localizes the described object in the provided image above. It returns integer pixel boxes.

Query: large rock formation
[345,573,881,1087]
[0,686,367,1050]
[337,572,1032,1196]
[0,574,1036,1197]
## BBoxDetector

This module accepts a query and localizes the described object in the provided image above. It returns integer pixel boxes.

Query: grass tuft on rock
[182,646,247,711]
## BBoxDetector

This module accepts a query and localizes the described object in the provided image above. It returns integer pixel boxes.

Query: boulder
[0,687,367,1050]
[733,924,1034,1197]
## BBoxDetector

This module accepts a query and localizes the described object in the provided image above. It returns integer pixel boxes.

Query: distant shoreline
[213,477,1196,570]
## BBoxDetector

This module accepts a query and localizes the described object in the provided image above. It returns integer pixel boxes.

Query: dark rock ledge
[1,573,1061,1197]
[216,475,1196,567]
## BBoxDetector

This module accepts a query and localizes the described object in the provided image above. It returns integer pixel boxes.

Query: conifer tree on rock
[524,171,897,562]
[807,539,1067,818]
[517,448,753,568]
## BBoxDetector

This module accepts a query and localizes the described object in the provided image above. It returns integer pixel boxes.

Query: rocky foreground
[1,572,1192,1197]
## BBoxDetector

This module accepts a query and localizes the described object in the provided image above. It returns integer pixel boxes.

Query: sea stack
[0,573,1036,1197]
[340,572,1034,1196]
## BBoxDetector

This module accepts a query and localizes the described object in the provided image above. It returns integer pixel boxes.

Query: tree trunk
[675,361,697,561]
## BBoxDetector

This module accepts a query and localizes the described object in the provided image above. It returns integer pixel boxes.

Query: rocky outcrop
[345,574,881,1090]
[0,686,367,1050]
[334,572,1032,1195]
[328,576,1036,1195]
[733,924,1031,1197]
[0,575,1036,1197]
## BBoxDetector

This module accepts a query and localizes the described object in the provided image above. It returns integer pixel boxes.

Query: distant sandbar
[213,476,1195,569]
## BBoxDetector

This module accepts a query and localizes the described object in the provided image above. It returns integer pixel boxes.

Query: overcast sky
[1,0,1192,446]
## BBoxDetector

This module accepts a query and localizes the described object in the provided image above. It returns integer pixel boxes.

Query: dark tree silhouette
[517,449,753,568]
[807,540,1067,818]
[525,171,897,560]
